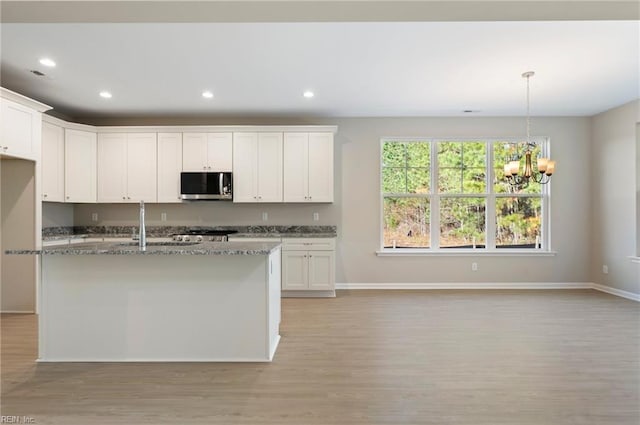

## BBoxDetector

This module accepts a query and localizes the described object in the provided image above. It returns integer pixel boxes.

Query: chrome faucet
[139,200,146,250]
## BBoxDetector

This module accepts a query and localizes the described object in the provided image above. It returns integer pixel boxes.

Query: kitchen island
[8,241,282,362]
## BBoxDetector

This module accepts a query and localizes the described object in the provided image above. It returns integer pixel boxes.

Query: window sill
[376,249,557,257]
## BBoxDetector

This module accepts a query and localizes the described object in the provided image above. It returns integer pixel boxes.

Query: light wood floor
[1,290,639,425]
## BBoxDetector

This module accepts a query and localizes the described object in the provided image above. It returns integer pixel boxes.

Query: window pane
[463,142,486,168]
[382,142,406,167]
[406,143,430,167]
[407,168,430,193]
[382,168,406,193]
[463,168,486,193]
[496,197,542,248]
[494,142,543,194]
[438,142,462,167]
[438,141,486,194]
[438,168,462,193]
[383,141,431,194]
[439,197,486,248]
[383,197,430,248]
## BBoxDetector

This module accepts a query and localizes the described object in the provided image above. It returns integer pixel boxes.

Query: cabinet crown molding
[41,115,338,135]
[1,87,51,112]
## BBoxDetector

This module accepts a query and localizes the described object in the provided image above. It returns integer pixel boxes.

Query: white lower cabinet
[281,238,335,292]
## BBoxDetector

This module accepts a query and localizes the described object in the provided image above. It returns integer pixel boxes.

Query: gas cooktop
[170,229,238,242]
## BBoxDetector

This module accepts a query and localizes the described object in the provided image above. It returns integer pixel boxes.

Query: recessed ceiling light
[99,91,112,99]
[303,91,314,98]
[202,91,214,99]
[39,58,56,67]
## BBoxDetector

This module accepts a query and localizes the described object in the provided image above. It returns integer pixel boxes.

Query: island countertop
[6,241,281,256]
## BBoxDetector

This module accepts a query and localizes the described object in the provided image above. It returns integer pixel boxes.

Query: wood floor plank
[1,289,639,424]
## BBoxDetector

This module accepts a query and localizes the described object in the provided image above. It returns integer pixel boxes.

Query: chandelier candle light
[504,71,556,189]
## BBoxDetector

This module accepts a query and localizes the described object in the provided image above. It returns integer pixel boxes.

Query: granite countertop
[230,232,337,239]
[7,241,281,256]
[42,225,337,241]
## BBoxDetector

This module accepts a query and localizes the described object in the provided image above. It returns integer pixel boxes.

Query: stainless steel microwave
[180,172,232,200]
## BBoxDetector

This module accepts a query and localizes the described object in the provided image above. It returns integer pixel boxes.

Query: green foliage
[382,141,430,194]
[437,141,486,194]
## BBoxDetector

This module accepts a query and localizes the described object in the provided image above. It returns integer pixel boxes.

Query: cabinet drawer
[282,238,335,251]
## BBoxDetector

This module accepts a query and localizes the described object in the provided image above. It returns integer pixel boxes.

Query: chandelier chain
[526,73,531,145]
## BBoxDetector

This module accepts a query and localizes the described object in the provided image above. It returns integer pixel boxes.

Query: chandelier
[504,71,556,190]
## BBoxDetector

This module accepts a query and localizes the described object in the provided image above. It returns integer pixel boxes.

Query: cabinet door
[232,132,258,202]
[157,133,183,203]
[126,133,157,202]
[256,132,283,202]
[207,133,233,171]
[307,133,334,202]
[65,129,97,203]
[97,133,127,202]
[0,99,37,159]
[182,133,208,171]
[283,132,309,202]
[282,251,308,290]
[41,122,65,202]
[308,250,335,290]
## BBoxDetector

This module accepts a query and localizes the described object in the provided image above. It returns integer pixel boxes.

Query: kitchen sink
[117,242,202,247]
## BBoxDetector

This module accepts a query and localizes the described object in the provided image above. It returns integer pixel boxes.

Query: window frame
[379,137,553,255]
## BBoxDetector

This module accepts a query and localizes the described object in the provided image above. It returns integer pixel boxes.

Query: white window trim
[379,137,552,255]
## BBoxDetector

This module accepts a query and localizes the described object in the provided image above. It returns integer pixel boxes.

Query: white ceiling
[1,20,638,118]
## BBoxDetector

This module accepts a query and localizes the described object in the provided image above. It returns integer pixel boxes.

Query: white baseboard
[591,283,640,302]
[282,290,336,298]
[336,282,592,290]
[0,310,35,314]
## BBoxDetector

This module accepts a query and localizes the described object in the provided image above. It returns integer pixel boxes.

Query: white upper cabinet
[97,133,157,203]
[126,133,157,202]
[233,132,283,203]
[65,129,97,203]
[283,132,333,202]
[182,132,232,171]
[41,122,65,202]
[157,133,183,203]
[0,97,44,161]
[97,133,127,202]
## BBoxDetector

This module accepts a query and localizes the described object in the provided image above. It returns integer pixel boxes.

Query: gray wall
[42,202,74,228]
[70,115,593,285]
[637,122,640,257]
[1,158,36,312]
[590,100,640,295]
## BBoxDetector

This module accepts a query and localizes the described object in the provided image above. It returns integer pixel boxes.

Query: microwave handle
[219,173,224,195]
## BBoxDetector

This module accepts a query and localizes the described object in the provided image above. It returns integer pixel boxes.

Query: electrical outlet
[471,262,478,271]
[161,212,167,222]
[313,212,319,221]
[91,212,98,222]
[602,265,608,274]
[262,212,268,221]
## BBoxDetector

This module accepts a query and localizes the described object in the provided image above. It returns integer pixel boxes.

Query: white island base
[39,249,281,362]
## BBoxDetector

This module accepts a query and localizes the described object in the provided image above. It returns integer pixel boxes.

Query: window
[381,139,549,252]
